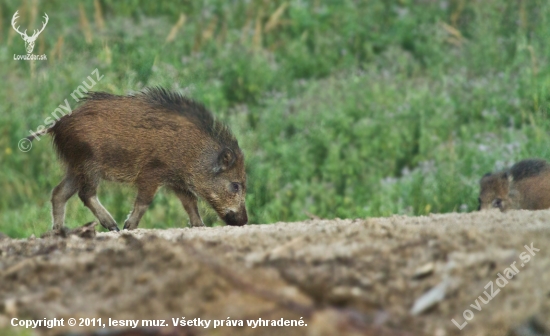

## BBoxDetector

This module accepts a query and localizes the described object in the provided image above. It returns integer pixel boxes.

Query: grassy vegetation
[1,0,549,237]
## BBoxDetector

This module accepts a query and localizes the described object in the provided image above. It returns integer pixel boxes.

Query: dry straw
[94,0,105,31]
[51,35,64,61]
[166,13,186,43]
[29,0,38,31]
[440,21,465,47]
[79,3,93,44]
[450,0,464,27]
[252,8,263,51]
[0,2,3,42]
[202,16,218,43]
[264,2,288,33]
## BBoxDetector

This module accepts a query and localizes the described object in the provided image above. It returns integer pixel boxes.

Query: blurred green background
[1,0,549,237]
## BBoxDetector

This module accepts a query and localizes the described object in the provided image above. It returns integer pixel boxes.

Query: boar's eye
[231,182,240,193]
[492,198,502,209]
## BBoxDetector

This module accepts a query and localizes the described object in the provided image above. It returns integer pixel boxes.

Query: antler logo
[11,10,49,54]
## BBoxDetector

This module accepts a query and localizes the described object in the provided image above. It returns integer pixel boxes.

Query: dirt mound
[1,210,550,335]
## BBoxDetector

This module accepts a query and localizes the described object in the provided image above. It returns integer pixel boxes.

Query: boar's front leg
[123,182,160,230]
[175,189,205,227]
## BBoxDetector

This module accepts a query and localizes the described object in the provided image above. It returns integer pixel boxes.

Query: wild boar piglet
[30,87,248,231]
[478,159,550,212]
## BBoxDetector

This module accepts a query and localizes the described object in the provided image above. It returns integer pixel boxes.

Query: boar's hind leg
[78,178,119,232]
[51,175,78,230]
[123,182,159,230]
[175,190,205,227]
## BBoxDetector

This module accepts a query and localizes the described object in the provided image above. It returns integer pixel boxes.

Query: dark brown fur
[36,87,248,231]
[478,159,550,211]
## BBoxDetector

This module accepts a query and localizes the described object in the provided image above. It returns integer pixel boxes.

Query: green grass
[1,0,550,237]
[0,328,35,336]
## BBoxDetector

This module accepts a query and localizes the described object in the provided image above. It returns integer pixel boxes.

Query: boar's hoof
[109,226,120,232]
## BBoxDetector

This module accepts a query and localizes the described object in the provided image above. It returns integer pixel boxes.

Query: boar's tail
[26,127,52,141]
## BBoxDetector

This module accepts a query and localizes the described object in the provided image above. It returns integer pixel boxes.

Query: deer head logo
[11,10,49,54]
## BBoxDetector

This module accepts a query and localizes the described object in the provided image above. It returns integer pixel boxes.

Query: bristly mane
[510,159,549,180]
[85,87,239,150]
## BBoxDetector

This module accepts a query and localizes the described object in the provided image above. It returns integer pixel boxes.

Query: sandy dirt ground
[1,210,550,336]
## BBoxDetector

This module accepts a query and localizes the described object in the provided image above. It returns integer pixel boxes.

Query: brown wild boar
[478,158,550,211]
[478,171,510,211]
[29,88,248,231]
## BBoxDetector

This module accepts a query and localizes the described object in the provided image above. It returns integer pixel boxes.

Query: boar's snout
[223,207,248,226]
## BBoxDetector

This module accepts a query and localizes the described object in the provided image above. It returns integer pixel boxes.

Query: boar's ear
[504,171,514,183]
[214,148,236,173]
[480,172,492,184]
